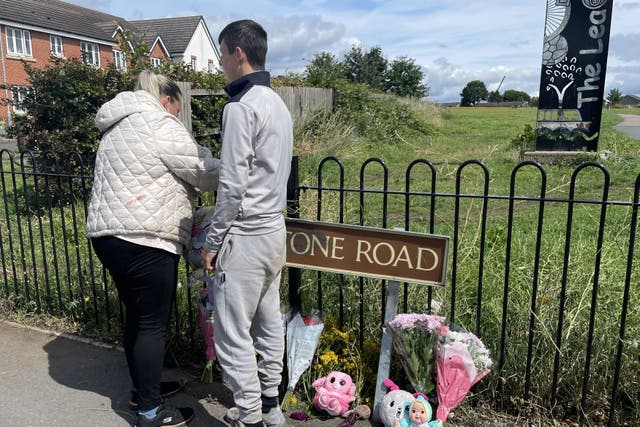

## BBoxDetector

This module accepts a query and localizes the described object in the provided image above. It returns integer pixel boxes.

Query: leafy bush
[509,124,537,152]
[3,51,227,208]
[6,57,132,159]
[5,52,227,163]
[331,80,433,142]
[297,316,380,410]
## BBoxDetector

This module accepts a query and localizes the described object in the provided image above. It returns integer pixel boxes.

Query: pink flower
[386,314,445,394]
[387,314,445,332]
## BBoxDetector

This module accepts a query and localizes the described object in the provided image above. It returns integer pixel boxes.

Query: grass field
[292,103,640,425]
[1,102,639,425]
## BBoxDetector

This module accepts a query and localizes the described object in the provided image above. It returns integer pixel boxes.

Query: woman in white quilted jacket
[86,70,219,427]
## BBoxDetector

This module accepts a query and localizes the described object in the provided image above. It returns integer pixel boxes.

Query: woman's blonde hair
[135,69,182,102]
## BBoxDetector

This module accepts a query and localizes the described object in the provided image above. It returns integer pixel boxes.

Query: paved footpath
[613,114,640,140]
[0,321,371,427]
[0,136,17,151]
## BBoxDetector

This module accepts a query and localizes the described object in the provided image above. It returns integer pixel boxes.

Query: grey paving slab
[0,321,372,427]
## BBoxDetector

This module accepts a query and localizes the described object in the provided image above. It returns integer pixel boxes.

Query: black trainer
[134,404,195,427]
[129,381,183,410]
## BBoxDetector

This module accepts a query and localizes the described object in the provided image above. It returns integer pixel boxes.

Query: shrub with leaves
[3,48,227,209]
[7,57,132,159]
[317,80,433,143]
[509,123,537,152]
[298,315,380,412]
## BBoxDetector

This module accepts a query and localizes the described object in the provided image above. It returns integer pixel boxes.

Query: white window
[208,60,215,73]
[190,56,197,70]
[50,35,63,57]
[11,86,32,115]
[6,27,32,57]
[150,57,162,67]
[112,50,126,70]
[80,42,100,66]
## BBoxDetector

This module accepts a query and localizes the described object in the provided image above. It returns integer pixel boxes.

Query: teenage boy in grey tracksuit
[202,19,293,427]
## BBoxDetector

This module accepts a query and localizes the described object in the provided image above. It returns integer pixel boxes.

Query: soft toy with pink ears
[377,379,415,427]
[313,371,357,416]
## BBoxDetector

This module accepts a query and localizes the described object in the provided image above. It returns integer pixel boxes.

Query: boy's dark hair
[219,19,267,70]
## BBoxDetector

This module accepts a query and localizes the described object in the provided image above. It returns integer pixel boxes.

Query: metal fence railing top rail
[1,150,638,426]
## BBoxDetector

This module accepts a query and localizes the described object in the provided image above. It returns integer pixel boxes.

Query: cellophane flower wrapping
[185,207,215,267]
[386,313,445,395]
[281,311,324,410]
[198,287,216,383]
[434,325,492,422]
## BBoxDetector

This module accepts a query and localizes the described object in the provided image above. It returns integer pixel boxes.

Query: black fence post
[286,156,302,312]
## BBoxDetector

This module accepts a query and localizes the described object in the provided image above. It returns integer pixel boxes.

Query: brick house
[0,0,221,126]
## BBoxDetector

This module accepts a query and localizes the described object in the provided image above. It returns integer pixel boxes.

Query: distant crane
[496,75,506,93]
[490,76,506,103]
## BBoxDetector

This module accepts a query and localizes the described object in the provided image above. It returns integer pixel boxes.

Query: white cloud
[62,0,640,99]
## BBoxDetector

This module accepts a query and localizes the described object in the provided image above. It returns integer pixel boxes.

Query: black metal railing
[287,155,638,426]
[1,151,638,425]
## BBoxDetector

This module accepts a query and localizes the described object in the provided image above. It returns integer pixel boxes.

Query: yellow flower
[290,396,298,405]
[84,296,90,303]
[319,350,339,365]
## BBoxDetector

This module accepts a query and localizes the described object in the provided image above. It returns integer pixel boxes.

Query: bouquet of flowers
[434,325,492,422]
[197,286,217,383]
[281,311,324,410]
[386,313,445,394]
[186,207,219,383]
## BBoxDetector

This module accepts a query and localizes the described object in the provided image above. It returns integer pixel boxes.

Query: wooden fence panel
[177,82,334,132]
[274,86,334,124]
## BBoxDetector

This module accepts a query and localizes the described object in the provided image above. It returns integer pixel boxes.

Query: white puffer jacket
[86,90,219,246]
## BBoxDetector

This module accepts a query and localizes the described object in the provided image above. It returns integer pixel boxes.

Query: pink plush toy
[313,371,357,416]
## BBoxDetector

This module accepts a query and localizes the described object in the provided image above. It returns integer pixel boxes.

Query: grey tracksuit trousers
[212,227,287,424]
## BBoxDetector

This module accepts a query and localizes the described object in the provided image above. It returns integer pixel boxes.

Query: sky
[67,0,640,102]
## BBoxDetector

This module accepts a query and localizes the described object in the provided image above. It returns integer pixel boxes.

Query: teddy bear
[313,371,357,416]
[376,379,414,427]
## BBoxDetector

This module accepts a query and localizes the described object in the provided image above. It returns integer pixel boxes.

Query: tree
[362,46,388,90]
[304,52,344,88]
[342,45,388,90]
[460,80,488,106]
[6,43,226,159]
[502,89,531,103]
[383,57,428,98]
[342,45,364,83]
[606,88,623,106]
[488,90,502,103]
[9,57,133,158]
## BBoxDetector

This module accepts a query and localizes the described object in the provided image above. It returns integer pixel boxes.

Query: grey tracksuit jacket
[205,71,293,252]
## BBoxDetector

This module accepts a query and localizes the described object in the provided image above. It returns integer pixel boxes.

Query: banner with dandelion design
[535,0,614,151]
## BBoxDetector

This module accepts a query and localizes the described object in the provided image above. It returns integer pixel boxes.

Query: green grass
[1,101,639,424]
[292,102,640,424]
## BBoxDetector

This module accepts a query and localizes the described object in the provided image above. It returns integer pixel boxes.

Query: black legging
[91,236,179,411]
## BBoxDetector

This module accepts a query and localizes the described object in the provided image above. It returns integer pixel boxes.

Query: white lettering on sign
[287,231,345,259]
[577,9,607,108]
[579,10,607,55]
[284,219,450,286]
[417,247,439,271]
[355,240,439,271]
